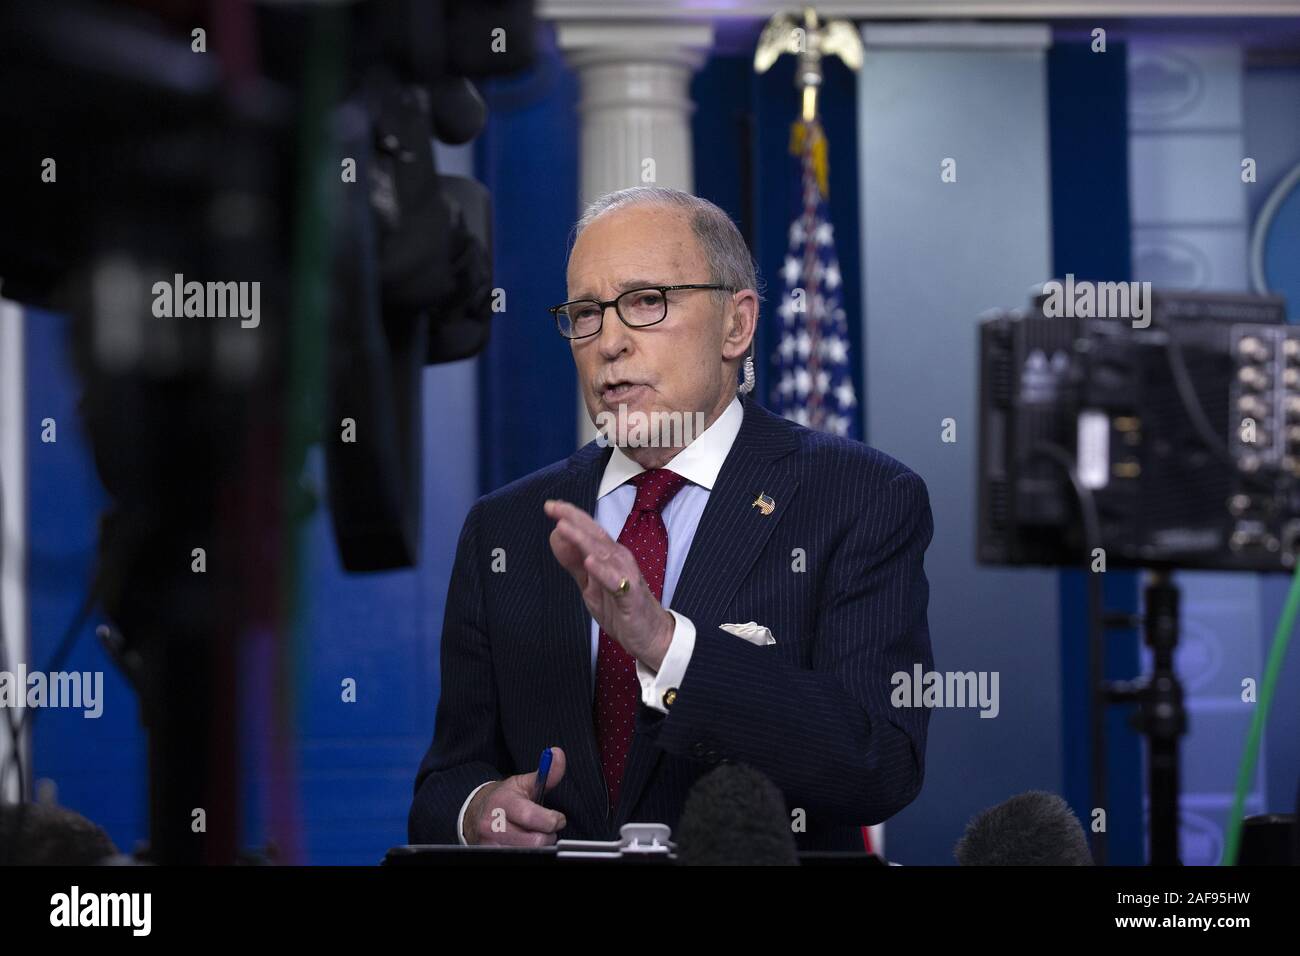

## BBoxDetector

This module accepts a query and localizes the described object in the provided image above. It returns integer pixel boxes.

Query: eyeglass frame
[548,283,737,340]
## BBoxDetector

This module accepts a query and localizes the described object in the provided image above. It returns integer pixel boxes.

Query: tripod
[1104,569,1187,866]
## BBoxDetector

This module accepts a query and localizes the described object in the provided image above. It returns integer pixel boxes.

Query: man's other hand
[463,747,569,846]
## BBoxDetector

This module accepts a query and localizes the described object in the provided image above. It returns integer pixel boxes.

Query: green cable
[1221,555,1300,864]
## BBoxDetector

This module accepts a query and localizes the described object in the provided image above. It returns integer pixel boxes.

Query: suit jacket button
[691,742,707,758]
[662,688,678,709]
[706,749,720,763]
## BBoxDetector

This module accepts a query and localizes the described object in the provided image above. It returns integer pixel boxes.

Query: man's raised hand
[544,499,674,671]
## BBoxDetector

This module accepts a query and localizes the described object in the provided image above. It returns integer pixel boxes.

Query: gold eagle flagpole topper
[754,7,863,125]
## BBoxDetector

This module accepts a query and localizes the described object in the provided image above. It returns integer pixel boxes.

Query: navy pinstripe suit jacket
[409,397,935,851]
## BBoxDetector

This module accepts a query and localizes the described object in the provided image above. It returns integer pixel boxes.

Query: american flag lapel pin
[751,492,775,516]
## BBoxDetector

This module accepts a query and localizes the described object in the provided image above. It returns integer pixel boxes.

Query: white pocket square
[720,622,776,646]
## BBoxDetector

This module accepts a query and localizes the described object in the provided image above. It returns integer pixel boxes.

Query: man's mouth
[600,381,648,403]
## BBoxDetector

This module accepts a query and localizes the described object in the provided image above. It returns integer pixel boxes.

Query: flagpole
[756,6,864,440]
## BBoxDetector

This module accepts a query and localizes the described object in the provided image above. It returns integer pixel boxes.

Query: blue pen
[532,747,554,806]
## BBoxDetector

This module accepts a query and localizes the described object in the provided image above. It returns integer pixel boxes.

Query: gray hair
[572,186,763,305]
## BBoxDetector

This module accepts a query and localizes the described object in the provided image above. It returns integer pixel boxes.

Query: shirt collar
[597,396,744,499]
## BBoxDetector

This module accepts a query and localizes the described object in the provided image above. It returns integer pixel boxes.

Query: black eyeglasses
[549,284,735,340]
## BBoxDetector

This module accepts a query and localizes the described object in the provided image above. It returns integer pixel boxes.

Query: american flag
[771,119,858,439]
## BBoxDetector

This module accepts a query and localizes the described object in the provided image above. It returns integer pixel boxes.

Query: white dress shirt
[456,397,745,843]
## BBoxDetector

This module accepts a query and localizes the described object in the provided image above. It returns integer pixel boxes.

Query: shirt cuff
[636,609,696,714]
[457,781,495,845]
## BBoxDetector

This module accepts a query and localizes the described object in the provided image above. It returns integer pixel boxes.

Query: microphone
[675,764,799,866]
[0,802,118,866]
[954,791,1094,865]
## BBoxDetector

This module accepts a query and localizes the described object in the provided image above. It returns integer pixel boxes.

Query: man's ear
[722,290,759,361]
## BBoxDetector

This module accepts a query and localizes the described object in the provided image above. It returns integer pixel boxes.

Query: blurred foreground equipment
[0,0,532,863]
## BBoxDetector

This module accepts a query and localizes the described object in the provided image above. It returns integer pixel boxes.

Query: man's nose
[595,303,632,359]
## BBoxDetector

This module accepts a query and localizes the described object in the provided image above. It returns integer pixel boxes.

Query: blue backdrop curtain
[474,27,581,491]
[1048,40,1143,865]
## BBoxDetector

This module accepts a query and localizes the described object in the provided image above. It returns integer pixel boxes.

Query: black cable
[1161,315,1284,494]
[15,586,98,742]
[0,584,98,803]
[1031,440,1108,866]
[0,464,28,805]
[0,464,101,804]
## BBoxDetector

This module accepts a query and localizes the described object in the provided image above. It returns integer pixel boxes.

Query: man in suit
[409,186,934,851]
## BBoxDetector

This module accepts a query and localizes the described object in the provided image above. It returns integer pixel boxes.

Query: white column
[557,21,712,206]
[0,299,27,802]
[554,20,714,442]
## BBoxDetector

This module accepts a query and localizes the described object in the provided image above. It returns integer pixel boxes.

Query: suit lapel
[614,400,802,828]
[667,411,802,627]
[543,442,611,831]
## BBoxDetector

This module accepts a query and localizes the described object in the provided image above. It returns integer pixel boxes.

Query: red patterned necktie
[594,467,689,814]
